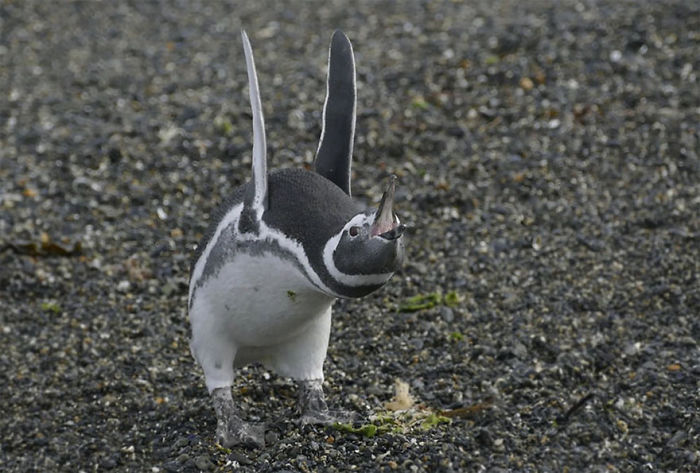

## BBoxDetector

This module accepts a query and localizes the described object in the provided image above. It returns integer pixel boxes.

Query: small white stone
[532,235,542,251]
[117,280,131,292]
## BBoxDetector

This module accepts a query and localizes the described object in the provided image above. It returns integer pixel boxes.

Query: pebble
[440,306,455,323]
[194,455,213,471]
[162,461,180,473]
[264,430,280,446]
[117,280,131,292]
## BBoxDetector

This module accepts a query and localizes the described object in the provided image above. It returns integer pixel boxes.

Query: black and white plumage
[188,30,405,447]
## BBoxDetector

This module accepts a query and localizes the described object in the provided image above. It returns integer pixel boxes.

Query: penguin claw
[217,418,266,449]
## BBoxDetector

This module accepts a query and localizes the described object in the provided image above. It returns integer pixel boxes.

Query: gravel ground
[1,1,698,471]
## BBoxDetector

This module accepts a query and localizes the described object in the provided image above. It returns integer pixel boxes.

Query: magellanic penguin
[188,30,406,448]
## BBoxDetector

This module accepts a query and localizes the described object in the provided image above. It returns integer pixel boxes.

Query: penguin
[188,30,406,448]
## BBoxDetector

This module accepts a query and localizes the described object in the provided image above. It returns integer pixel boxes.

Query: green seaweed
[333,422,378,438]
[41,302,61,314]
[411,97,429,110]
[444,290,461,308]
[358,424,378,437]
[214,443,232,454]
[449,331,464,342]
[485,54,500,65]
[398,292,441,312]
[420,413,451,430]
[333,408,451,439]
[214,116,234,136]
[397,291,464,313]
[286,290,297,302]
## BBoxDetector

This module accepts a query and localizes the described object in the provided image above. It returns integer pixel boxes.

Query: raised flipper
[314,30,356,196]
[241,30,268,220]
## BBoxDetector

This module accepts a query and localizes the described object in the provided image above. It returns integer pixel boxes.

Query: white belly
[190,252,334,347]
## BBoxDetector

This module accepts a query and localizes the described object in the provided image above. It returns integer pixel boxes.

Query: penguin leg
[262,305,355,425]
[190,305,265,448]
[264,304,332,382]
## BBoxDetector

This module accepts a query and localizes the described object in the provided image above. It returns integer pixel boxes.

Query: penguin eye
[349,226,360,237]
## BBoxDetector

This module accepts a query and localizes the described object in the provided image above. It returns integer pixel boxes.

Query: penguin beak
[371,175,405,240]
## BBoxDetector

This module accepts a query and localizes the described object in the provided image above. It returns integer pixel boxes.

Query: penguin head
[323,176,405,290]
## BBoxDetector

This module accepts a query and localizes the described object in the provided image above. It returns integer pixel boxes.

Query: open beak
[371,175,406,240]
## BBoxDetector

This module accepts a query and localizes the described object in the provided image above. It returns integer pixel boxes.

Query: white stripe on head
[241,30,268,217]
[321,213,395,287]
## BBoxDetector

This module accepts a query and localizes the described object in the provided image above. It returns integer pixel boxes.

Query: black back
[263,168,361,252]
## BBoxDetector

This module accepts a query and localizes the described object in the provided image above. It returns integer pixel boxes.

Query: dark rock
[194,454,213,471]
[264,430,280,446]
[162,461,180,472]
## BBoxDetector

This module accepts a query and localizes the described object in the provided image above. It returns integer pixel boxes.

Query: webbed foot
[299,408,357,426]
[212,387,265,448]
[216,416,265,448]
[297,379,357,426]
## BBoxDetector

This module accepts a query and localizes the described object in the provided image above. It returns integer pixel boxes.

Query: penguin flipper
[314,30,356,196]
[241,30,268,217]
